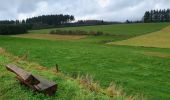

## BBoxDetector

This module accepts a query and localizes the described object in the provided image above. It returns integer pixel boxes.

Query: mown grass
[0,23,170,100]
[29,23,170,36]
[111,26,170,48]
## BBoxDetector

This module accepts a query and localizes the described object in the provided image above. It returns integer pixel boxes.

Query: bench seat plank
[33,75,56,90]
[33,75,57,95]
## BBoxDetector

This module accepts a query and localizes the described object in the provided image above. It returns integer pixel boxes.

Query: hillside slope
[0,48,132,100]
[1,23,170,100]
[111,26,170,48]
[29,23,169,36]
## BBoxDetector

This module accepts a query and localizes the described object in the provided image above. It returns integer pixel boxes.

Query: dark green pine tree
[143,9,170,23]
[144,11,150,23]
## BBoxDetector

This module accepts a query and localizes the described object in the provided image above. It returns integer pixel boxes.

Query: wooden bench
[6,64,57,96]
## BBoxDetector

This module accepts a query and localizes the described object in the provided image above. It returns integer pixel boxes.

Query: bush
[50,30,104,36]
[0,24,28,35]
[96,31,104,36]
[49,30,56,34]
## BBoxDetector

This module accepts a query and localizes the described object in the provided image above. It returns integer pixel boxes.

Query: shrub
[50,30,104,36]
[49,30,56,34]
[96,31,104,36]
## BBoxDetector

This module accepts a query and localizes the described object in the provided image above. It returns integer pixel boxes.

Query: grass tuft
[105,83,124,97]
[76,74,101,92]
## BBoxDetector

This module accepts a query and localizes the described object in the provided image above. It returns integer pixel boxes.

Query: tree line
[0,14,74,26]
[143,9,170,23]
[25,14,74,25]
[0,14,74,35]
[0,24,28,35]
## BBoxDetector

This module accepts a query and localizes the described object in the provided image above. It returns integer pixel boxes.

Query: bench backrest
[6,64,40,85]
[6,64,57,96]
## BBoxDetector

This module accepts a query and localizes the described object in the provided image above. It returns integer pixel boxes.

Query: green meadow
[29,23,169,36]
[111,26,170,48]
[0,49,118,100]
[0,23,170,100]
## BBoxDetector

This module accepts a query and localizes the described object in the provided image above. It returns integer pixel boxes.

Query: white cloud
[96,0,111,8]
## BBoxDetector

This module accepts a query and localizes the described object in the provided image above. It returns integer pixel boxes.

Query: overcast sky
[0,0,170,21]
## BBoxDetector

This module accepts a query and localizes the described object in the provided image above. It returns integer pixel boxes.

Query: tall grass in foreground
[74,74,147,100]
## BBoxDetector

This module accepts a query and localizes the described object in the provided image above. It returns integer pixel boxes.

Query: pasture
[0,23,170,100]
[111,26,170,48]
[29,23,169,36]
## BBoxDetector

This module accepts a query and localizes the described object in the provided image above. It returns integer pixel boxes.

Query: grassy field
[29,23,169,36]
[11,34,86,41]
[0,48,126,100]
[0,23,170,100]
[111,26,170,48]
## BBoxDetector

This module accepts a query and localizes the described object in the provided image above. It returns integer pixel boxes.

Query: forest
[144,9,170,22]
[0,14,74,35]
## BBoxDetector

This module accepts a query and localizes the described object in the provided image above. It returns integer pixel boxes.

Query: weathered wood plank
[6,64,57,96]
[33,75,57,96]
[6,64,40,85]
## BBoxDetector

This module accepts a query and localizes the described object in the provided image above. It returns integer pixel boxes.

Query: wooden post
[55,64,59,72]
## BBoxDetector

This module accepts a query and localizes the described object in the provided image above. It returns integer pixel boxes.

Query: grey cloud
[0,0,170,21]
[17,0,41,13]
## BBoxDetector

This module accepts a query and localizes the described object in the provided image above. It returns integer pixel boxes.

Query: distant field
[111,26,170,48]
[29,23,170,36]
[1,23,170,100]
[11,34,86,40]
